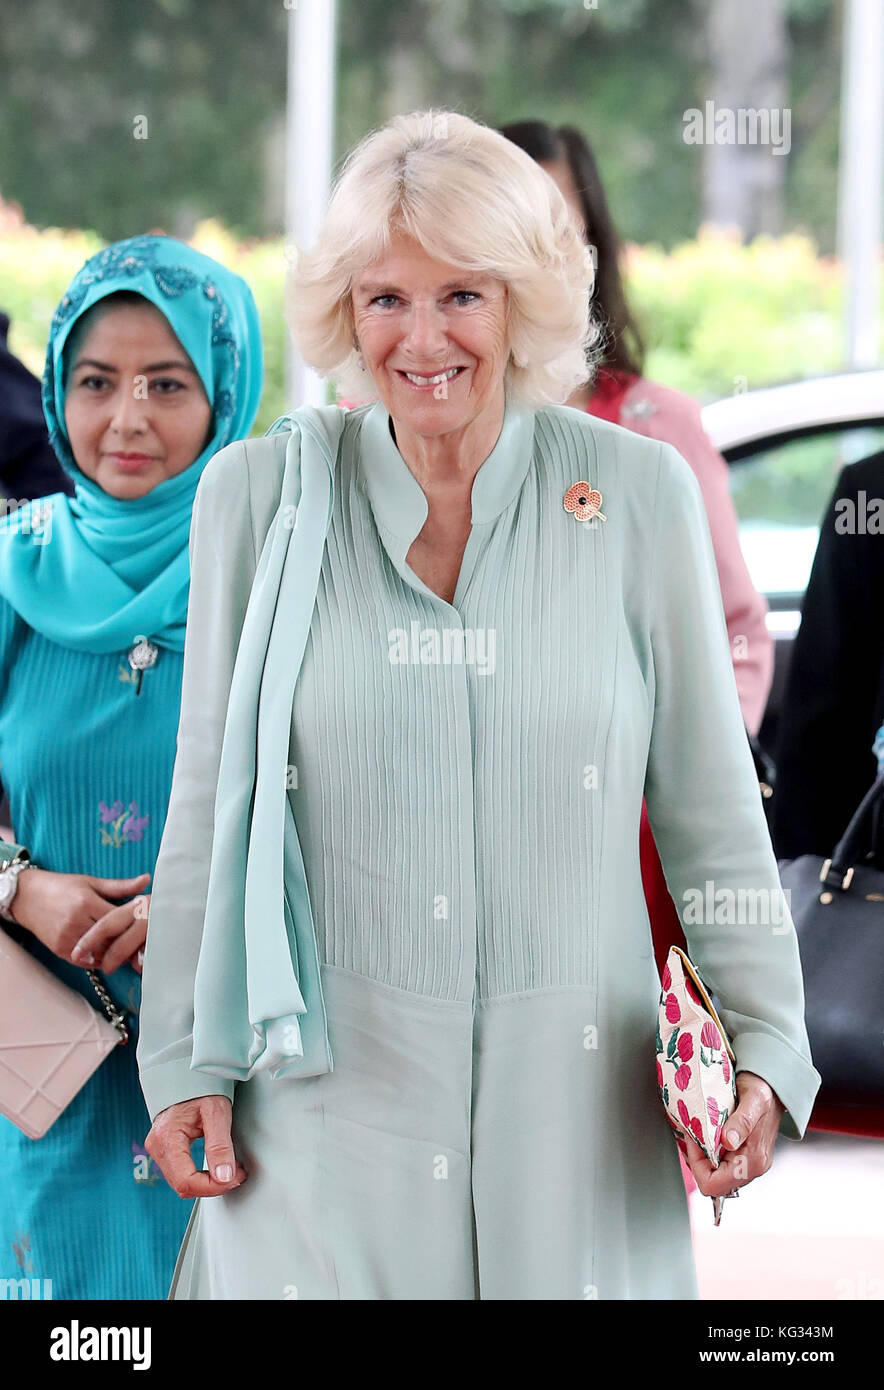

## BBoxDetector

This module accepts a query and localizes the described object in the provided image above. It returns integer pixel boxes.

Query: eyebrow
[72,357,198,374]
[356,277,488,296]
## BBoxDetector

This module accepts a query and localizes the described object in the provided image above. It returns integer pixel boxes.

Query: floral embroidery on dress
[99,799,150,847]
[13,1231,34,1275]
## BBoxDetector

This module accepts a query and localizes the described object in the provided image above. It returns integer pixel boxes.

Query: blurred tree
[0,0,286,241]
[700,0,791,235]
[0,0,842,251]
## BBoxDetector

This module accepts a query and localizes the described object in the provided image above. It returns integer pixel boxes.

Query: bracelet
[0,851,34,923]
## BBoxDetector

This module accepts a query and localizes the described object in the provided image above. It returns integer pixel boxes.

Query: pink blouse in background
[586,369,773,736]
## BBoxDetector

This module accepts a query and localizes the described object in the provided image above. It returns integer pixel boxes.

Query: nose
[108,379,150,437]
[401,298,449,361]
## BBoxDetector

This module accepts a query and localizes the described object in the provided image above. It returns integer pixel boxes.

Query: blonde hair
[287,109,599,407]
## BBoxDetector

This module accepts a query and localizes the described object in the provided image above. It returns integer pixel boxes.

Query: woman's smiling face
[350,231,510,440]
[63,299,212,500]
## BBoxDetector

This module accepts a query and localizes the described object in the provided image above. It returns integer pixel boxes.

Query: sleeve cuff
[139,1056,236,1124]
[733,1030,822,1140]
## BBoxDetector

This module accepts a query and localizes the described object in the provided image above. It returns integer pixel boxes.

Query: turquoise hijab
[0,234,263,653]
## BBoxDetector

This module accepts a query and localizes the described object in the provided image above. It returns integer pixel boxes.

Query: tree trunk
[702,0,790,237]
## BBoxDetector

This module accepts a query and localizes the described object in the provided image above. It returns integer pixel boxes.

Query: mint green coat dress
[137,399,820,1301]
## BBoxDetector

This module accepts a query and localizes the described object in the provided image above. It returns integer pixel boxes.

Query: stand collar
[357,395,536,548]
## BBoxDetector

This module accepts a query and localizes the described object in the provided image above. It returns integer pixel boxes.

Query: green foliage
[1,204,873,441]
[627,228,848,397]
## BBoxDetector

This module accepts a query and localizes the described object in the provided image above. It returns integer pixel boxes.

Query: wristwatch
[0,849,33,922]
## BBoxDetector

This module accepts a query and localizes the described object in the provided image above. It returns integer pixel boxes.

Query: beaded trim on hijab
[44,235,239,425]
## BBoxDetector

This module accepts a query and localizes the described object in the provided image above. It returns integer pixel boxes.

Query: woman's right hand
[145,1096,248,1198]
[9,867,151,963]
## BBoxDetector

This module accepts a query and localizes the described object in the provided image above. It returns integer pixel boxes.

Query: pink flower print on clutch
[656,946,739,1226]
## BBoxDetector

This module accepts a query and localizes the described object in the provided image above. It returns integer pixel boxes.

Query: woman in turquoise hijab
[0,234,262,1299]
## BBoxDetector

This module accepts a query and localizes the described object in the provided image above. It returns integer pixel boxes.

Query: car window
[729,425,884,602]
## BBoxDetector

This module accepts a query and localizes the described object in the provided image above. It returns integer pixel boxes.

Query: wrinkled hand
[71,892,150,974]
[145,1096,248,1199]
[678,1070,784,1198]
[10,868,151,970]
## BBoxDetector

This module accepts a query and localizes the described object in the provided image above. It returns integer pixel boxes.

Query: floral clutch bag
[656,945,738,1224]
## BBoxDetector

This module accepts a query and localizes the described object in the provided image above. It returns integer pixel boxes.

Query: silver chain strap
[85,969,129,1044]
[3,851,130,1044]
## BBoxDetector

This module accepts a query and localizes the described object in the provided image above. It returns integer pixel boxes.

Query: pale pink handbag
[0,926,128,1139]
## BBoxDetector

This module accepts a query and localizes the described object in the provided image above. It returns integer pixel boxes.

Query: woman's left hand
[70,893,150,975]
[679,1070,785,1198]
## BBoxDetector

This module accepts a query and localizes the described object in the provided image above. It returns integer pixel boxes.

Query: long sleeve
[623,382,773,735]
[643,441,821,1139]
[0,598,25,854]
[772,456,884,859]
[137,441,259,1122]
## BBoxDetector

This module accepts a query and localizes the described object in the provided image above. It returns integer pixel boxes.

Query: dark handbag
[778,775,884,1121]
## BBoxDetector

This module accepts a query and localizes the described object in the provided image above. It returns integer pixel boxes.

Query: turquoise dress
[0,233,262,1301]
[139,400,821,1300]
[0,604,197,1299]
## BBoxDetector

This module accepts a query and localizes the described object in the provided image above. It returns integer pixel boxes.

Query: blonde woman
[139,111,819,1301]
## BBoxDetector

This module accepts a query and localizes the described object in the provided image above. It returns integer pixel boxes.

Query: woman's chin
[94,466,164,500]
[384,378,474,437]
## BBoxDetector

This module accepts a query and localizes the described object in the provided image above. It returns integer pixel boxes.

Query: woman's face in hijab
[64,300,212,500]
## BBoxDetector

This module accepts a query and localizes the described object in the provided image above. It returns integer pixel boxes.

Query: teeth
[404,368,461,385]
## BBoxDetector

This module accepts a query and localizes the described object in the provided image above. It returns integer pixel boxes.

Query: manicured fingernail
[726,1129,740,1147]
[215,1164,233,1182]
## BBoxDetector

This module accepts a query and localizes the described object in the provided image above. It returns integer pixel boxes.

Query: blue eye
[371,295,399,308]
[451,291,479,305]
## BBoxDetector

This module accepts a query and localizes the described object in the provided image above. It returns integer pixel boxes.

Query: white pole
[837,0,884,370]
[285,0,338,408]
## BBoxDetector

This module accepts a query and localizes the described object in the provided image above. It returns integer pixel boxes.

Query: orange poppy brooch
[563,481,606,524]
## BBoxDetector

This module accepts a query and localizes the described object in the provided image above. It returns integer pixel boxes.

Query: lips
[106,453,155,473]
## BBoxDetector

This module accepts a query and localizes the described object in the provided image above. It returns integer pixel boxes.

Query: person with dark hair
[0,310,73,508]
[499,119,772,732]
[501,119,775,981]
